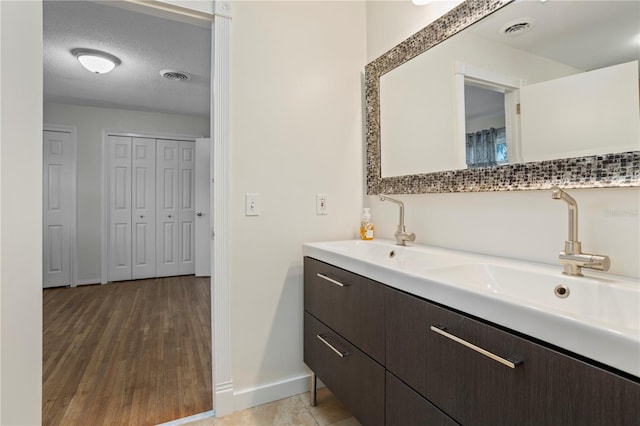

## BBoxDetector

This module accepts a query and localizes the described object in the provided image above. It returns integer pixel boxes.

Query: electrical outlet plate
[245,193,260,216]
[316,194,328,215]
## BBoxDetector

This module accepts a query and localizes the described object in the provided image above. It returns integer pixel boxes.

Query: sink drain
[554,285,570,298]
[388,250,396,259]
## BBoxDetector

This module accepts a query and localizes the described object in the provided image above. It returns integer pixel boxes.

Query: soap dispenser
[360,208,374,241]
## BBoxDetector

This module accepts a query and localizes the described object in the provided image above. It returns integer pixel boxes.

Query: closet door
[108,136,132,282]
[179,141,196,275]
[194,138,211,277]
[132,138,156,279]
[43,130,72,287]
[156,139,180,277]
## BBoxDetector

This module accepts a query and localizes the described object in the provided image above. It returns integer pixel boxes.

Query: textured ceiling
[44,0,211,117]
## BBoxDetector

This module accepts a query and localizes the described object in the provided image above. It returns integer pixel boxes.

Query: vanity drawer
[386,372,457,426]
[385,287,640,426]
[303,312,384,426]
[304,257,385,363]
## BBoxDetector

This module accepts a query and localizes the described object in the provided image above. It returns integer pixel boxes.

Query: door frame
[100,129,202,284]
[43,124,78,287]
[38,2,233,421]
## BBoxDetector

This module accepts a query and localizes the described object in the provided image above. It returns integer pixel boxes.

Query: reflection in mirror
[464,84,507,169]
[379,0,640,178]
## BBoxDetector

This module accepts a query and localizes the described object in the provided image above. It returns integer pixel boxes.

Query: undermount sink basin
[303,239,640,377]
[426,262,640,332]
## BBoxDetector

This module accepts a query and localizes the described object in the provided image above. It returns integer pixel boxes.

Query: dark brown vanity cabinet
[304,256,640,426]
[304,257,385,364]
[303,257,386,426]
[385,372,457,426]
[386,287,640,426]
[304,312,385,426]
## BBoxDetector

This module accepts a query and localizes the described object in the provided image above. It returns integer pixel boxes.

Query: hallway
[43,276,212,425]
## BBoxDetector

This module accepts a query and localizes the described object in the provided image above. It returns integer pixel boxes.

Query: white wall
[0,1,43,424]
[366,0,464,62]
[44,103,209,283]
[228,0,365,410]
[366,1,640,280]
[368,188,640,279]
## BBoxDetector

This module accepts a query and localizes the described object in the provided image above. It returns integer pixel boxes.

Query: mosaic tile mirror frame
[365,0,640,194]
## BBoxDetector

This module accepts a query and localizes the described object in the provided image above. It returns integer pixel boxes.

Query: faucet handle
[559,252,610,276]
[395,231,415,246]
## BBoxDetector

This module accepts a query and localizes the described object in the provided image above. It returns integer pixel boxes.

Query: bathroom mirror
[365,0,640,194]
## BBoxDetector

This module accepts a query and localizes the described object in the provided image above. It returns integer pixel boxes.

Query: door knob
[140,215,144,219]
[168,214,172,218]
[197,212,203,217]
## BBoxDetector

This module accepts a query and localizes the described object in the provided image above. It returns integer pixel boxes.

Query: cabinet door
[132,137,156,279]
[385,287,640,426]
[386,372,457,426]
[304,312,384,426]
[156,139,180,277]
[304,257,385,363]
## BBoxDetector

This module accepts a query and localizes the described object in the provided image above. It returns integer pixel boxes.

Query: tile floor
[185,388,361,426]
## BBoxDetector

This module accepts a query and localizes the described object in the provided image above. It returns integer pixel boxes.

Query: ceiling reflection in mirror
[366,0,640,194]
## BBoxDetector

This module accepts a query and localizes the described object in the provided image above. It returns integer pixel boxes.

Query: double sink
[302,239,640,377]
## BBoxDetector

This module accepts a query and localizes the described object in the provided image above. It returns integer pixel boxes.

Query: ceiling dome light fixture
[71,48,121,74]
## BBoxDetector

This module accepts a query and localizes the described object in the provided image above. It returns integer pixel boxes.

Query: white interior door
[132,137,156,279]
[43,130,73,288]
[156,139,180,277]
[108,136,133,282]
[195,138,211,277]
[179,141,196,275]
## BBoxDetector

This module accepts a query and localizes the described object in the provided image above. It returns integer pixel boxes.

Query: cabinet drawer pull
[430,325,522,369]
[317,273,350,287]
[317,334,350,358]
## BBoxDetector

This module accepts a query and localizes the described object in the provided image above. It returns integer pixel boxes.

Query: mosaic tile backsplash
[365,0,640,194]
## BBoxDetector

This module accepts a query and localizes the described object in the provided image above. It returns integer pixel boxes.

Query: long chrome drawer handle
[430,325,522,369]
[317,334,350,358]
[316,273,350,287]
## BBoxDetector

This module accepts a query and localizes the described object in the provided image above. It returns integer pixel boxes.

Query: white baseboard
[217,374,318,417]
[215,382,235,417]
[75,278,101,286]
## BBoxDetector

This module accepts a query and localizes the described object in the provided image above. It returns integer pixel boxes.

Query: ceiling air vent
[500,18,534,36]
[160,69,190,81]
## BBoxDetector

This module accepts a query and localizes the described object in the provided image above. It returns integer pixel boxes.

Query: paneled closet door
[156,140,181,277]
[108,136,133,282]
[43,130,72,288]
[179,141,196,275]
[132,138,156,279]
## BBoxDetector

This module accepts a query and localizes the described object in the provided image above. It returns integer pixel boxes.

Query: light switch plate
[245,193,260,216]
[316,194,328,215]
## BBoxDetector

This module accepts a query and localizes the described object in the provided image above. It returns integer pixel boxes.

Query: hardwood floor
[43,276,212,426]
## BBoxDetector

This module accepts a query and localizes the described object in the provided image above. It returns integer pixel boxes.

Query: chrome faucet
[379,194,416,246]
[551,187,610,276]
